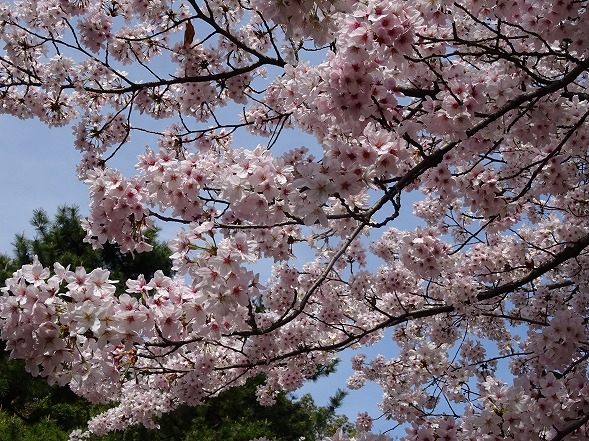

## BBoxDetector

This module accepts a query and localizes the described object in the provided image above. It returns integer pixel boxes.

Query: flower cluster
[1,0,589,439]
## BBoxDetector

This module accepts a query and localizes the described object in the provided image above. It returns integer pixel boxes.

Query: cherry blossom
[1,0,589,439]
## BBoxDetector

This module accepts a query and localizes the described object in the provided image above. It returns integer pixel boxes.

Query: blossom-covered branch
[1,0,589,439]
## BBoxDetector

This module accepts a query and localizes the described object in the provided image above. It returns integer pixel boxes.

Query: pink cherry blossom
[1,0,589,439]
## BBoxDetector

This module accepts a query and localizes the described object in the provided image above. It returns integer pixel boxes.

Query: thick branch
[82,60,275,94]
[551,412,589,441]
[478,233,589,301]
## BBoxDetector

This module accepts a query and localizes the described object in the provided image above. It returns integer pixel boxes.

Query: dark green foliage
[0,339,97,440]
[0,414,68,441]
[95,375,350,441]
[0,205,350,441]
[0,254,13,289]
[10,205,172,285]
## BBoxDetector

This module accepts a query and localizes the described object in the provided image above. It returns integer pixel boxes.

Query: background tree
[10,205,172,284]
[0,206,349,441]
[96,374,350,441]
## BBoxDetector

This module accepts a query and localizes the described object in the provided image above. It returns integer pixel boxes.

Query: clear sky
[0,116,87,253]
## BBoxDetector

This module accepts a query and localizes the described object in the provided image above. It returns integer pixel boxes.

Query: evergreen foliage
[8,205,172,284]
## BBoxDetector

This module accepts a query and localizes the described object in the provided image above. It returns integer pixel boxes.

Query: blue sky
[0,116,87,253]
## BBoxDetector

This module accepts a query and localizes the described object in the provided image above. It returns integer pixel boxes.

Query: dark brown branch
[82,60,277,94]
[477,233,589,302]
[551,412,589,441]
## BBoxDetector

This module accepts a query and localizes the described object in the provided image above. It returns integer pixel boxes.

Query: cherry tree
[1,0,589,439]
